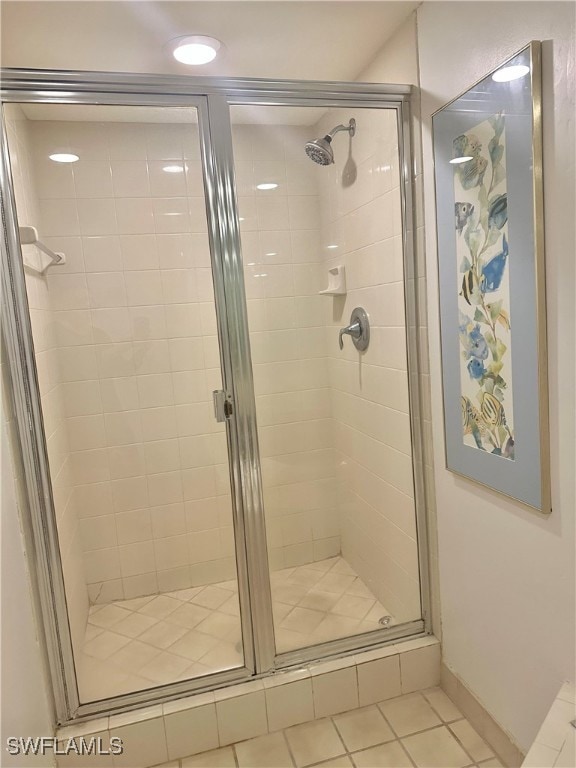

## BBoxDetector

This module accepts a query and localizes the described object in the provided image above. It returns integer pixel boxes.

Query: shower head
[305,136,334,165]
[305,118,356,166]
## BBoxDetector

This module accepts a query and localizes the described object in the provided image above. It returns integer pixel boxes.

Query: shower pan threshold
[58,636,440,768]
[78,556,395,702]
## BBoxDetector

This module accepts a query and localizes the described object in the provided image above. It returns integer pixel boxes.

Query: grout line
[280,728,298,768]
[446,720,490,766]
[396,737,417,767]
[330,712,350,754]
[344,738,416,768]
[376,700,401,740]
[399,722,462,740]
[328,713,353,757]
[421,688,464,724]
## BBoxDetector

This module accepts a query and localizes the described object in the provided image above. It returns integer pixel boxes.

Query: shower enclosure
[1,69,429,724]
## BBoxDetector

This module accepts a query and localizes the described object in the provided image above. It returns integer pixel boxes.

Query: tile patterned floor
[271,556,392,654]
[151,689,503,768]
[78,556,392,702]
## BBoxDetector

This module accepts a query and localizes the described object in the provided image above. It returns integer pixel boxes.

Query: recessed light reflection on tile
[256,183,278,190]
[49,153,79,163]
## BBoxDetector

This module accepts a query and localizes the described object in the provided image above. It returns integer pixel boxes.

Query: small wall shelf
[319,265,346,295]
[20,225,66,274]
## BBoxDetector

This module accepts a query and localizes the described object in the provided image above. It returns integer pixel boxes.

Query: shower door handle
[213,390,233,422]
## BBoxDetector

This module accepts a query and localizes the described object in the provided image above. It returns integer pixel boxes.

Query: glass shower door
[2,74,426,726]
[3,100,251,703]
[229,103,422,657]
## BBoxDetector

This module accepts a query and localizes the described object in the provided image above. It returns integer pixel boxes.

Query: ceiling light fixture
[49,153,79,163]
[171,35,221,66]
[257,183,278,191]
[492,64,530,83]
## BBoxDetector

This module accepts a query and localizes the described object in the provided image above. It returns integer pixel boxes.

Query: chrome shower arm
[328,118,356,139]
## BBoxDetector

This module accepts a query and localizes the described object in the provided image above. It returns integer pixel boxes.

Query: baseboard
[441,662,526,768]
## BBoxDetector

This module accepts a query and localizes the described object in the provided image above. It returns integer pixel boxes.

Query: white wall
[417,1,576,752]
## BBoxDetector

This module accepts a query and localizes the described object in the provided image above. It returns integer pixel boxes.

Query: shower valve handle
[338,307,370,352]
[339,321,361,350]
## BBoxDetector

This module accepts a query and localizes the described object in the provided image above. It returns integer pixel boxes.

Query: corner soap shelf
[319,265,346,295]
[19,226,66,274]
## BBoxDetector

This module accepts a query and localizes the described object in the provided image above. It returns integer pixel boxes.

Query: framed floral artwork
[432,41,551,512]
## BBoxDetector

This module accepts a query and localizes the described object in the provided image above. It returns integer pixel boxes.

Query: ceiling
[2,1,417,127]
[0,1,418,81]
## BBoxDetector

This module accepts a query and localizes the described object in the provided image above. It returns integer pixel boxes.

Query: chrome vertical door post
[203,95,276,673]
[397,97,433,634]
[195,95,261,675]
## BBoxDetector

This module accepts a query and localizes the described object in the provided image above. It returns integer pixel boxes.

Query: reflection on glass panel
[231,104,421,654]
[4,103,243,702]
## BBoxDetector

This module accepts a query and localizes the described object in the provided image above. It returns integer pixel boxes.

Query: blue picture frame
[432,42,550,512]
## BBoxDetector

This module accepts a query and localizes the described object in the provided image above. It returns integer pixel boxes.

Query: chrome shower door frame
[0,89,262,723]
[224,89,432,670]
[0,69,431,725]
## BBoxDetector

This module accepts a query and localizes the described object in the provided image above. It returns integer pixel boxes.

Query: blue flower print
[467,358,485,380]
[460,322,489,361]
[467,325,489,360]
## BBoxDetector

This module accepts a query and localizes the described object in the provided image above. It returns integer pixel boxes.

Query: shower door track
[1,68,431,725]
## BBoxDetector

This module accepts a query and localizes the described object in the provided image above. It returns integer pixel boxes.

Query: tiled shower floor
[78,556,393,702]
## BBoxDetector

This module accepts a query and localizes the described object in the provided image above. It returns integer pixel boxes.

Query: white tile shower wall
[233,123,340,571]
[27,118,235,603]
[5,105,90,654]
[353,12,439,634]
[23,114,418,612]
[315,108,420,622]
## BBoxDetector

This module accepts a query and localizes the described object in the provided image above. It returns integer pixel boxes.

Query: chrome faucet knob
[338,321,361,349]
[338,308,370,352]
